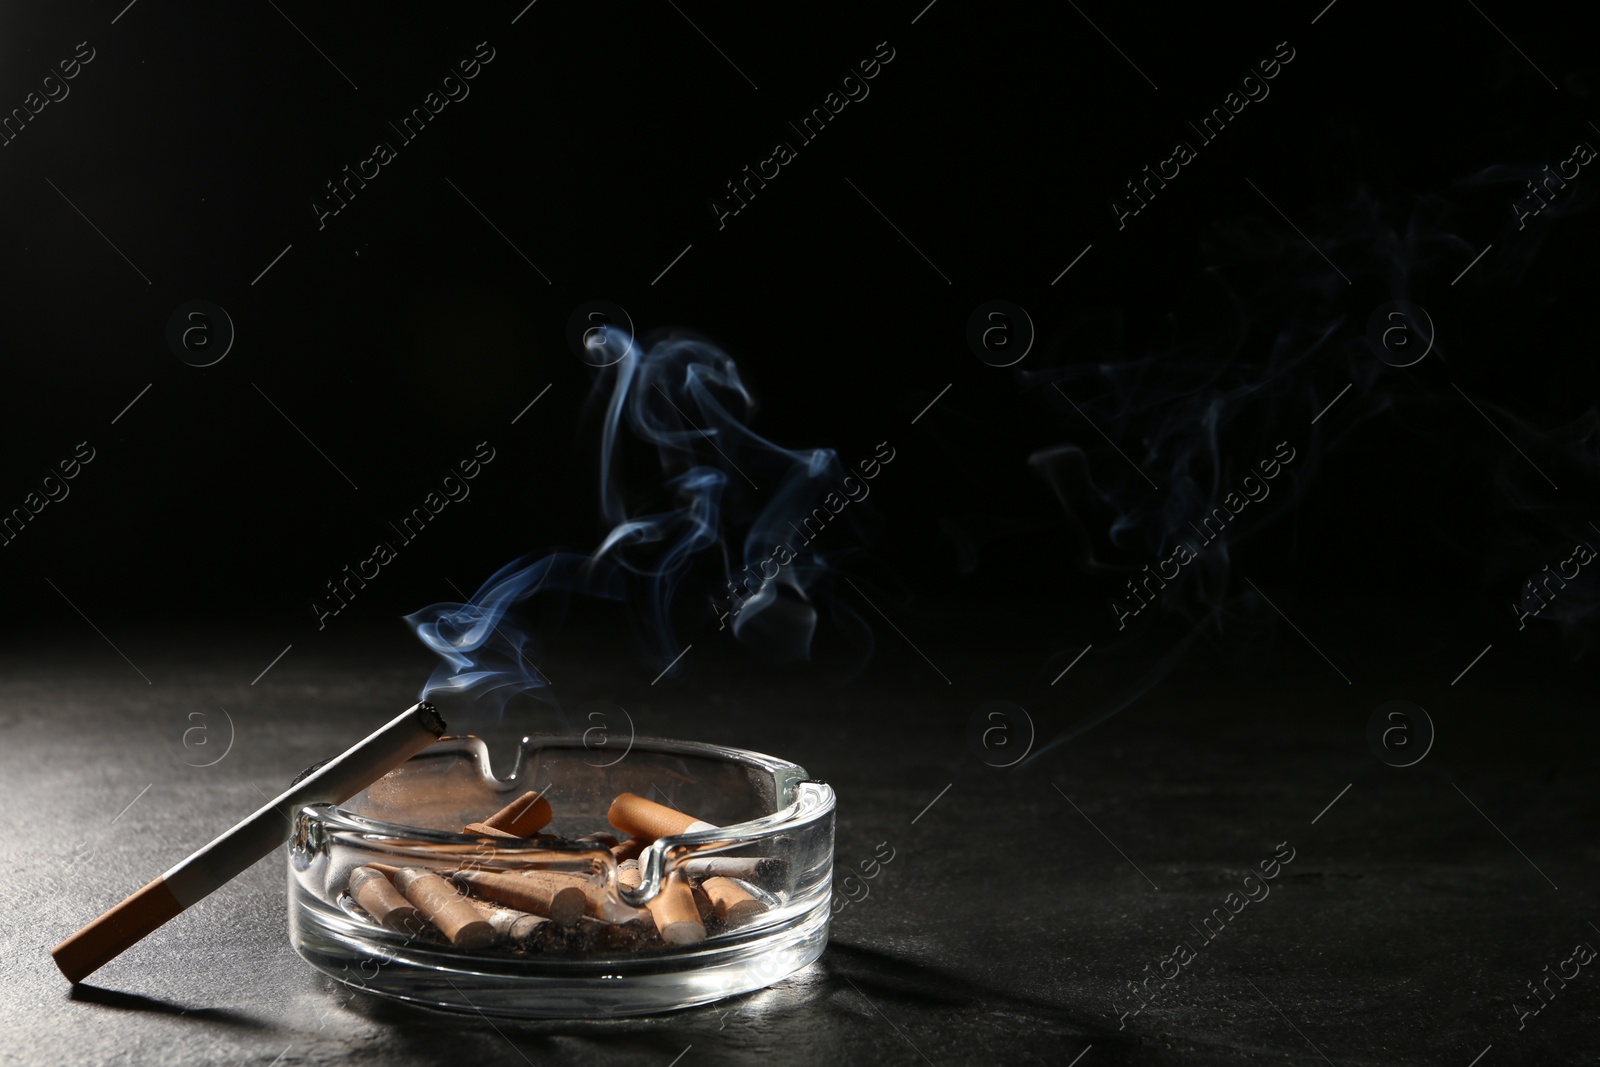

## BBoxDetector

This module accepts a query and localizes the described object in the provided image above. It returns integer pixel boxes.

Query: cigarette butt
[348,867,422,933]
[391,868,495,949]
[481,791,553,836]
[464,898,555,945]
[679,856,787,884]
[608,793,716,841]
[453,869,586,926]
[461,896,507,941]
[644,873,706,946]
[537,869,648,923]
[690,882,717,927]
[611,837,646,862]
[617,860,642,890]
[506,913,553,944]
[699,876,768,927]
[540,870,601,912]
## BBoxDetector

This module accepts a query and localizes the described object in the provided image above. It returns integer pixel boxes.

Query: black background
[3,2,1598,1064]
[2,1,1593,642]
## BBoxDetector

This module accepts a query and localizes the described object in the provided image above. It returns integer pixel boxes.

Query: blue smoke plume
[406,328,869,712]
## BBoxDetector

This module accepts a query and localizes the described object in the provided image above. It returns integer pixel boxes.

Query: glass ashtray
[288,734,835,1017]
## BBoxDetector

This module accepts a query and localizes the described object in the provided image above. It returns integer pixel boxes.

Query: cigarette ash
[407,329,880,715]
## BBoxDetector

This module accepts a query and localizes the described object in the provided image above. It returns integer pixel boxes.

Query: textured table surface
[1,620,1594,1066]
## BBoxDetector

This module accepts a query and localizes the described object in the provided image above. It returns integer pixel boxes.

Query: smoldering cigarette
[644,872,706,946]
[51,701,447,985]
[348,866,423,933]
[453,869,586,926]
[480,790,553,836]
[607,793,716,841]
[391,867,495,949]
[698,876,768,927]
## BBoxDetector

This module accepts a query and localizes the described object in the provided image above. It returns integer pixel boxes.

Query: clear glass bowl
[287,734,835,1017]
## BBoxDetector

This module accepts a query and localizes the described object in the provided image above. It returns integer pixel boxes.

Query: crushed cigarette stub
[453,869,587,926]
[699,876,768,926]
[680,855,786,882]
[618,860,642,890]
[464,897,557,946]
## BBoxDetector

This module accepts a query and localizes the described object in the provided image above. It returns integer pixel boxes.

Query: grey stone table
[1,617,1593,1066]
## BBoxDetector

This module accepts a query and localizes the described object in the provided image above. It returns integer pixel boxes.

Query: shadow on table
[331,936,1135,1057]
[67,984,274,1031]
[822,942,1135,1049]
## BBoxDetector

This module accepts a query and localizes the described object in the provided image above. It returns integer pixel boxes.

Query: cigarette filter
[644,872,706,946]
[391,867,495,949]
[454,869,586,926]
[607,793,716,841]
[348,866,422,933]
[538,869,649,923]
[481,790,552,836]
